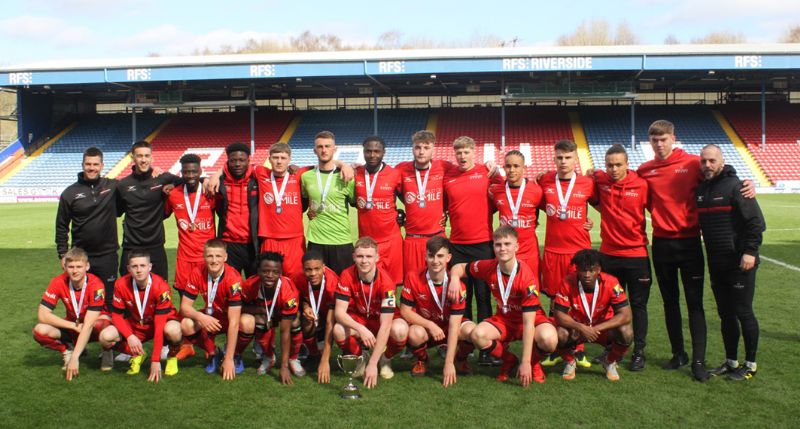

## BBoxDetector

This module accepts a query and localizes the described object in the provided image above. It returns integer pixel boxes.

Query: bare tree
[614,22,639,45]
[664,34,680,45]
[780,25,800,43]
[691,31,746,44]
[557,20,639,46]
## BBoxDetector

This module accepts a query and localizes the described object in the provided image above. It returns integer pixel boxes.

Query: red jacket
[593,170,649,257]
[216,164,259,251]
[637,148,703,239]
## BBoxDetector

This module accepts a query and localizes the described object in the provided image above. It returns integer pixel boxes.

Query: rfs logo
[404,192,416,204]
[263,192,275,205]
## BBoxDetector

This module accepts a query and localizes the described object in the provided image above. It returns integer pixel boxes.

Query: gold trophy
[337,354,364,399]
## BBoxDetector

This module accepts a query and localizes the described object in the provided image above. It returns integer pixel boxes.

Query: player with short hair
[353,135,404,286]
[400,236,476,385]
[292,250,340,383]
[216,142,259,278]
[448,226,558,385]
[553,249,633,381]
[108,250,183,382]
[33,247,116,379]
[238,252,302,384]
[333,237,409,389]
[180,239,243,380]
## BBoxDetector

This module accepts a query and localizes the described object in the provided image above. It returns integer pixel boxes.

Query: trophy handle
[337,355,343,370]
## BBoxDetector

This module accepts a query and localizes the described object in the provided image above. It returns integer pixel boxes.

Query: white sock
[726,359,739,368]
[745,361,757,370]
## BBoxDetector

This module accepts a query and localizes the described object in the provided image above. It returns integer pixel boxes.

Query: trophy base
[340,384,362,399]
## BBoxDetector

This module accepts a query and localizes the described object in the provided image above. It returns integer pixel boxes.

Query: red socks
[456,340,475,362]
[289,331,304,360]
[606,342,629,363]
[384,337,407,359]
[33,330,67,353]
[235,332,254,356]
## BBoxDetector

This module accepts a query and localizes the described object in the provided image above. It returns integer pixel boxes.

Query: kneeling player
[33,247,116,380]
[293,250,340,384]
[553,249,633,381]
[180,239,243,380]
[333,237,409,389]
[449,226,558,386]
[109,250,183,382]
[400,236,476,385]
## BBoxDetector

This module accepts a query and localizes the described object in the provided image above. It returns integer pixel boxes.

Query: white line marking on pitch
[761,256,800,273]
[765,228,800,231]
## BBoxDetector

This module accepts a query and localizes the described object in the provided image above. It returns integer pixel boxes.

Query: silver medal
[559,209,567,221]
[365,201,373,210]
[205,307,214,315]
[418,200,426,208]
[276,206,283,214]
[510,219,519,228]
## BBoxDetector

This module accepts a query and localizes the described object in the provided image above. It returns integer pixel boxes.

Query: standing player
[489,150,543,279]
[301,131,356,274]
[448,226,558,385]
[238,252,302,384]
[33,247,116,379]
[108,250,183,382]
[180,239,243,380]
[293,250,340,383]
[400,236,476,384]
[333,237,409,389]
[553,249,633,381]
[591,144,651,371]
[696,145,765,381]
[55,147,120,300]
[353,136,404,286]
[216,142,259,278]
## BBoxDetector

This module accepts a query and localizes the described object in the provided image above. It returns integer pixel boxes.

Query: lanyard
[183,185,202,225]
[426,271,449,319]
[263,279,283,325]
[555,174,576,214]
[308,276,326,319]
[359,273,376,317]
[504,179,526,221]
[414,164,431,206]
[364,164,383,206]
[315,168,335,209]
[132,275,152,324]
[496,261,518,313]
[68,277,88,321]
[578,279,600,326]
[270,171,289,212]
[206,270,224,314]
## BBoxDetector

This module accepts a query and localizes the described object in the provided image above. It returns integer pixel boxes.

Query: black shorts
[307,242,354,275]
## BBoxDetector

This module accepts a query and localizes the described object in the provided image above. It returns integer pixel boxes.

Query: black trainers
[662,352,689,370]
[629,351,646,371]
[691,361,711,382]
[728,363,757,381]
[710,360,738,376]
[478,350,503,367]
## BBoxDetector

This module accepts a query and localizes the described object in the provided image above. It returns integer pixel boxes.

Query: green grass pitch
[0,195,798,428]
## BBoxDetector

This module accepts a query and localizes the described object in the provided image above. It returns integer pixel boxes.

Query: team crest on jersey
[356,197,367,209]
[613,284,624,297]
[231,282,241,295]
[263,192,275,205]
[459,289,467,303]
[178,219,190,231]
[159,291,170,303]
[404,192,416,204]
[527,284,538,298]
[94,289,105,302]
[286,298,297,309]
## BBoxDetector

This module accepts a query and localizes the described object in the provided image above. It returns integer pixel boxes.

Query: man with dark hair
[590,144,652,371]
[117,140,180,280]
[56,147,120,300]
[696,144,765,381]
[553,249,633,381]
[216,142,259,278]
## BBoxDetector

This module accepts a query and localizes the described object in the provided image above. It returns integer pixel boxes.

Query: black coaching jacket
[55,173,119,258]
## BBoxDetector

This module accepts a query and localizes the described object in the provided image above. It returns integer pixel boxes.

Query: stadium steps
[0,141,25,181]
[0,123,76,186]
[569,111,594,171]
[426,111,438,134]
[107,118,173,179]
[711,110,772,187]
[270,115,303,167]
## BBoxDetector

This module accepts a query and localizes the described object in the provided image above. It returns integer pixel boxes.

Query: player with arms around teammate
[333,237,409,389]
[400,236,476,386]
[34,247,117,379]
[553,249,633,381]
[108,250,183,382]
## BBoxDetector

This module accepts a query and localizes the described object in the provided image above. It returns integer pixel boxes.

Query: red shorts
[131,315,179,342]
[377,233,404,285]
[540,250,574,297]
[260,236,306,279]
[174,258,205,293]
[348,310,400,337]
[518,248,541,284]
[60,317,111,344]
[403,234,443,280]
[484,310,553,342]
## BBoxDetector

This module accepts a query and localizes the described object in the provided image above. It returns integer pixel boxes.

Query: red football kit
[593,170,649,257]
[401,268,467,331]
[553,272,629,348]
[241,274,299,326]
[335,265,397,334]
[185,263,243,331]
[489,179,543,276]
[444,164,497,245]
[111,273,178,362]
[166,184,216,291]
[637,148,703,239]
[292,267,340,326]
[354,164,404,284]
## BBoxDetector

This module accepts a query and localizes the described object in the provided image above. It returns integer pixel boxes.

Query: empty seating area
[581,105,757,182]
[722,103,800,182]
[2,114,163,189]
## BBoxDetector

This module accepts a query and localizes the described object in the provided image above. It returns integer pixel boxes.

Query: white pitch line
[765,228,800,231]
[761,256,800,273]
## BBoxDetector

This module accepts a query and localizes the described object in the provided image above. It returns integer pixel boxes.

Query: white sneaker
[61,349,73,371]
[288,358,307,377]
[562,359,577,380]
[353,351,369,378]
[160,345,169,361]
[100,350,114,371]
[378,354,394,379]
[115,353,131,362]
[603,359,620,381]
[257,354,276,375]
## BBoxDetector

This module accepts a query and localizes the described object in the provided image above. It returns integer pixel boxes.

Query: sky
[0,0,798,66]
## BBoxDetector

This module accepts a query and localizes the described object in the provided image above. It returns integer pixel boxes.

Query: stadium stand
[580,105,757,182]
[1,114,164,189]
[722,103,800,182]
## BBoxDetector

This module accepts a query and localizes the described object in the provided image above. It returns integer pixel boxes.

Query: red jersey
[538,172,595,254]
[444,164,497,244]
[111,273,176,362]
[241,275,299,323]
[166,184,216,262]
[637,148,703,239]
[185,264,243,322]
[468,259,541,322]
[220,163,253,244]
[396,160,451,236]
[401,269,467,323]
[553,272,629,326]
[292,267,340,320]
[335,265,397,321]
[40,272,107,322]
[253,165,308,239]
[354,164,402,241]
[489,179,543,258]
[593,170,649,257]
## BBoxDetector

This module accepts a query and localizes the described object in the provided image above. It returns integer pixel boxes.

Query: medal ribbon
[555,174,576,216]
[183,185,202,226]
[207,270,224,315]
[414,163,431,206]
[426,271,449,317]
[578,279,600,326]
[263,278,283,325]
[271,171,289,212]
[308,276,326,319]
[68,276,88,321]
[132,275,152,324]
[315,167,335,209]
[504,179,526,222]
[364,165,382,205]
[495,261,518,312]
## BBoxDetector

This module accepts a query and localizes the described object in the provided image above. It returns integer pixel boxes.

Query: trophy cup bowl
[337,354,364,399]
